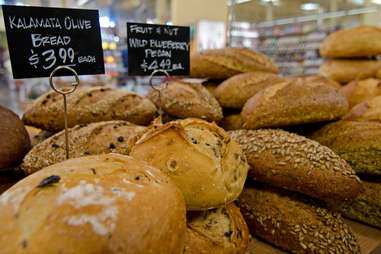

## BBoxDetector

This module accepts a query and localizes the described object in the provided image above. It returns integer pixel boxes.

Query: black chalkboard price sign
[2,5,105,79]
[127,22,190,76]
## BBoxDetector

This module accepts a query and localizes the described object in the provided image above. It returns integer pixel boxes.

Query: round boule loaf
[0,154,186,254]
[129,118,249,210]
[0,106,30,170]
[340,78,381,108]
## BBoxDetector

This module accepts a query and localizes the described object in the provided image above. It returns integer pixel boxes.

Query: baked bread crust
[219,114,244,131]
[340,78,381,108]
[344,95,381,123]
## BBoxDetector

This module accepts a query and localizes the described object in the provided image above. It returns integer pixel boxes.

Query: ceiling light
[301,3,319,11]
[372,0,381,4]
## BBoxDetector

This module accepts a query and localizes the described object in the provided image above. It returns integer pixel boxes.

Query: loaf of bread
[286,75,341,89]
[377,68,381,79]
[190,48,279,79]
[22,121,146,175]
[129,118,249,210]
[237,182,361,254]
[320,26,381,58]
[0,154,186,254]
[241,80,349,129]
[147,80,223,122]
[184,203,249,254]
[213,71,285,109]
[0,106,30,170]
[22,86,156,132]
[340,78,381,108]
[309,120,381,175]
[219,113,244,131]
[229,129,361,202]
[319,60,381,84]
[25,126,53,147]
[328,178,381,228]
[344,95,381,123]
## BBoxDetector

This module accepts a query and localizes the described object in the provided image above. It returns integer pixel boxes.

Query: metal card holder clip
[148,69,170,119]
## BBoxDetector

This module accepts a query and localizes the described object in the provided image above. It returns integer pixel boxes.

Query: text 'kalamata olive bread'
[190,47,279,80]
[241,79,349,129]
[229,129,362,202]
[0,154,186,254]
[146,80,223,122]
[22,86,156,132]
[22,121,146,175]
[129,118,249,210]
[184,202,249,254]
[309,120,381,175]
[237,182,361,254]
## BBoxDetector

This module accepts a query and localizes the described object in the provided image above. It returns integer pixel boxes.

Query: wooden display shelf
[246,219,381,254]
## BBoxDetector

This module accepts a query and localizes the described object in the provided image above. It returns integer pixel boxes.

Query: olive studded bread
[22,86,156,132]
[237,182,361,254]
[22,121,146,175]
[229,129,361,202]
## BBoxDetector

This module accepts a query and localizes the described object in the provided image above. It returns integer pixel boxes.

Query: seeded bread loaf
[22,86,156,132]
[190,48,279,79]
[184,203,249,254]
[22,121,146,175]
[241,80,349,129]
[147,80,223,122]
[213,71,285,109]
[219,113,244,131]
[0,154,187,254]
[309,120,381,175]
[320,26,381,58]
[340,78,381,108]
[237,182,361,254]
[129,118,249,210]
[229,129,361,202]
[344,95,381,123]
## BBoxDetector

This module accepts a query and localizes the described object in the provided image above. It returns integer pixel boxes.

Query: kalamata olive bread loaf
[147,80,223,122]
[237,182,361,254]
[22,86,156,132]
[0,106,30,170]
[309,120,381,175]
[219,113,244,131]
[340,78,381,108]
[344,95,381,123]
[213,71,285,109]
[229,129,361,202]
[0,154,187,254]
[320,25,381,58]
[241,79,349,129]
[184,203,249,254]
[190,47,279,80]
[22,121,146,175]
[328,178,381,228]
[129,118,249,210]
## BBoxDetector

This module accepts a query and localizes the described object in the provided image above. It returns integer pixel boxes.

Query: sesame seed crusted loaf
[190,47,279,80]
[241,79,349,129]
[213,71,285,109]
[129,118,249,210]
[184,202,249,254]
[340,78,381,108]
[237,182,361,254]
[344,95,381,123]
[146,80,223,122]
[219,113,244,131]
[22,86,157,132]
[0,154,187,254]
[22,121,146,175]
[229,129,362,202]
[309,120,381,175]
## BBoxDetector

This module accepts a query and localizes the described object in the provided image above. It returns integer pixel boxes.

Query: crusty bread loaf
[219,113,244,131]
[286,75,342,89]
[0,106,30,170]
[147,80,222,122]
[190,48,279,79]
[213,71,285,109]
[237,182,361,254]
[22,86,156,132]
[241,80,349,129]
[22,121,145,175]
[229,129,361,202]
[340,78,381,108]
[320,26,381,58]
[129,118,249,210]
[184,203,249,254]
[319,60,381,84]
[309,120,381,175]
[328,178,381,228]
[0,154,187,254]
[344,95,381,123]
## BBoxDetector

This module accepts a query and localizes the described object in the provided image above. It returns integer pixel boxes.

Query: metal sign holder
[148,69,170,119]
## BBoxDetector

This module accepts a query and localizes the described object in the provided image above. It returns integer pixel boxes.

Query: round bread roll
[320,26,381,58]
[184,203,249,254]
[129,118,249,210]
[340,78,381,108]
[0,106,30,169]
[0,154,186,254]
